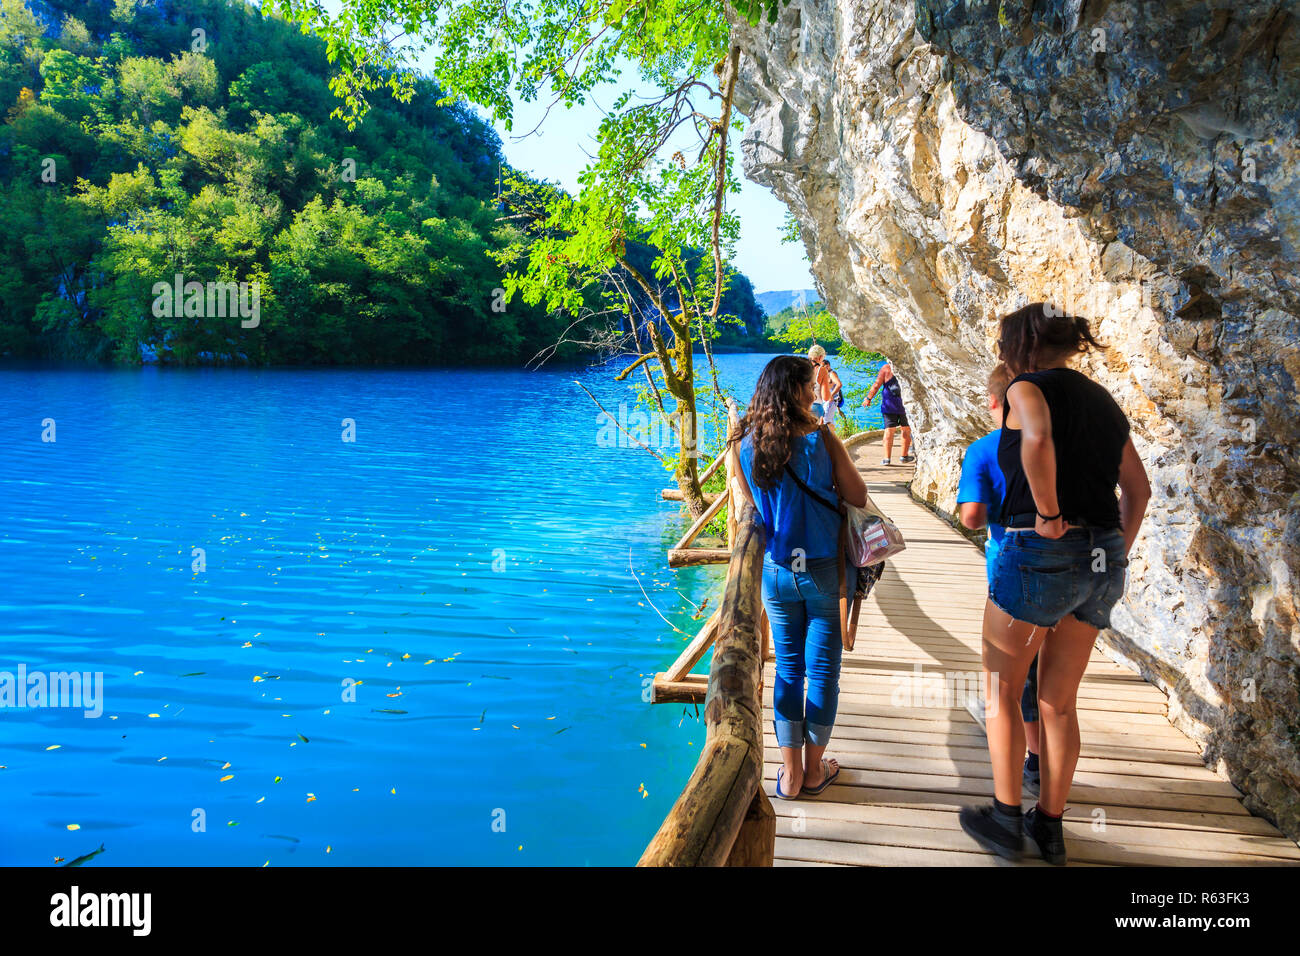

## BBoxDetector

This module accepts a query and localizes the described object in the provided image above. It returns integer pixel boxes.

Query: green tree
[272,0,760,515]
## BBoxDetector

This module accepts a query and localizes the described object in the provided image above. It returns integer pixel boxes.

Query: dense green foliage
[0,0,762,364]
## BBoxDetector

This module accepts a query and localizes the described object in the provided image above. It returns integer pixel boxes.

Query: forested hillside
[0,0,763,365]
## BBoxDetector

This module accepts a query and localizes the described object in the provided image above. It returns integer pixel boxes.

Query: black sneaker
[1024,807,1068,865]
[1023,759,1040,797]
[958,803,1024,861]
[900,454,916,463]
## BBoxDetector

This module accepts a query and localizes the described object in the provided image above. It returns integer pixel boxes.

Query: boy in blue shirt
[958,363,1041,796]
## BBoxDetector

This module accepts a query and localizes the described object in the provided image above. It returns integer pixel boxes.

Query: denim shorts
[989,527,1128,630]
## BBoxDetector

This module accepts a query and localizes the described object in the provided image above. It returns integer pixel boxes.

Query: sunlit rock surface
[725,0,1300,839]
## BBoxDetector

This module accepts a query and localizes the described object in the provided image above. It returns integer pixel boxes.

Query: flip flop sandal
[800,758,840,796]
[775,766,800,800]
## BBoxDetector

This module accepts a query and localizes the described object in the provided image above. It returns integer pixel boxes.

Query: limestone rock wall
[725,0,1300,839]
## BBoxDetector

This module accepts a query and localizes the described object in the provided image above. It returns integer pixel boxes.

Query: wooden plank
[762,731,1218,773]
[663,611,721,682]
[667,547,730,567]
[758,765,1249,815]
[759,746,1244,798]
[762,780,1286,836]
[775,816,1294,867]
[651,672,707,704]
[766,799,1300,861]
[670,484,728,552]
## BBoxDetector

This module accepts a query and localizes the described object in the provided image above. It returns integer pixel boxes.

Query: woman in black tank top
[959,303,1151,866]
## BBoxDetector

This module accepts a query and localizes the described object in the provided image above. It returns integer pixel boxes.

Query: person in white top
[807,345,842,425]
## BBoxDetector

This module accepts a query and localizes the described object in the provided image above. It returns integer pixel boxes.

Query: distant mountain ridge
[756,289,821,315]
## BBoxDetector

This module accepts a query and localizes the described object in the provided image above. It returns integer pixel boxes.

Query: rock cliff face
[724,0,1300,839]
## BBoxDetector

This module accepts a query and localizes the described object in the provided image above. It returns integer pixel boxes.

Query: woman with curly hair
[731,355,868,799]
[958,303,1151,864]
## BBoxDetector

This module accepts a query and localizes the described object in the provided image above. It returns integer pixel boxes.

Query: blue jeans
[762,552,855,748]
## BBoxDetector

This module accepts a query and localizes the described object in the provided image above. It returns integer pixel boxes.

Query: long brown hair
[730,355,820,490]
[997,303,1104,375]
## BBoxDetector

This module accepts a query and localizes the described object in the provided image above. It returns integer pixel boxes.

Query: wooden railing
[652,400,771,703]
[665,447,730,568]
[639,400,776,866]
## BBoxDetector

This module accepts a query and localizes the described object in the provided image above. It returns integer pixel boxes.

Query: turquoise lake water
[0,352,884,866]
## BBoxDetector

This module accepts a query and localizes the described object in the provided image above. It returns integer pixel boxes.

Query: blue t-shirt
[956,429,1005,585]
[739,430,841,567]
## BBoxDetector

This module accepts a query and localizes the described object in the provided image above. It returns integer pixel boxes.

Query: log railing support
[641,399,771,866]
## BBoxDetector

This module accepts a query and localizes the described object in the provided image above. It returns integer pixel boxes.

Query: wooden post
[725,788,776,867]
[638,503,768,866]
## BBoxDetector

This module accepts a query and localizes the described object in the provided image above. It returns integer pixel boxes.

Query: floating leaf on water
[179,672,205,677]
[45,745,61,751]
[221,762,231,770]
[66,824,80,831]
[220,775,234,782]
[256,797,265,804]
[273,776,282,783]
[297,734,309,743]
[305,794,316,803]
[63,843,106,868]
[553,727,570,735]
[371,709,407,714]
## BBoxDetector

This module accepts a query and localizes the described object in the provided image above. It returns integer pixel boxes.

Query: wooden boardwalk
[762,445,1300,866]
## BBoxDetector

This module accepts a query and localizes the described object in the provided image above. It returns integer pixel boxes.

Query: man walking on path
[957,363,1041,797]
[862,360,913,465]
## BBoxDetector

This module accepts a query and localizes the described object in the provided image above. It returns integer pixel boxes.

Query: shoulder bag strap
[786,426,854,651]
[824,426,853,651]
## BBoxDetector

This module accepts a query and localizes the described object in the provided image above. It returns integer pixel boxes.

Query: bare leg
[802,742,837,788]
[779,745,803,797]
[1025,720,1041,755]
[883,427,895,460]
[1036,613,1099,816]
[981,599,1046,806]
[901,426,912,457]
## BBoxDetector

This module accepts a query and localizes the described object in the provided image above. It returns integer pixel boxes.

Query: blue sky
[477,73,816,295]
